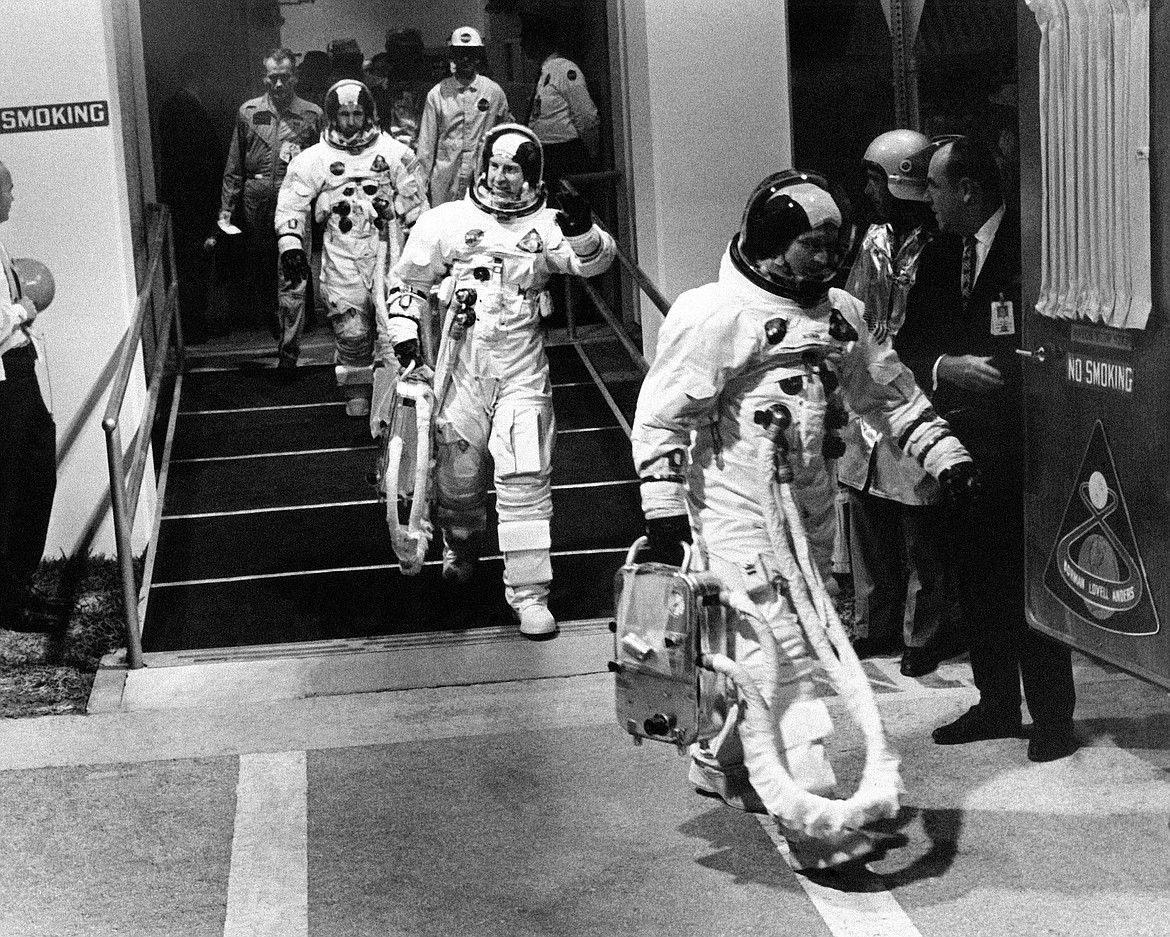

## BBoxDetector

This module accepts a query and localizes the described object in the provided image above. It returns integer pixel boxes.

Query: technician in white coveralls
[275,80,428,416]
[631,170,979,868]
[417,27,514,207]
[387,123,616,638]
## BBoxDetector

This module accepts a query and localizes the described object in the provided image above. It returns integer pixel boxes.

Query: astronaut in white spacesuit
[275,79,428,416]
[631,170,978,869]
[386,123,616,638]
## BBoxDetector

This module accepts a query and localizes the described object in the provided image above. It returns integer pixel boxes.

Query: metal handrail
[101,204,183,669]
[560,175,672,374]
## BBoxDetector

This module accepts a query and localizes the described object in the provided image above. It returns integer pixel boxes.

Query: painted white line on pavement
[756,817,924,937]
[224,750,308,937]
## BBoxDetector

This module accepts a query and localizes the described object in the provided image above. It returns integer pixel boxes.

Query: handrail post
[165,210,185,370]
[564,274,576,340]
[103,419,144,669]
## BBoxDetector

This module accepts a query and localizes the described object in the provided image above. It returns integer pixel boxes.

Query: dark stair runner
[143,342,643,651]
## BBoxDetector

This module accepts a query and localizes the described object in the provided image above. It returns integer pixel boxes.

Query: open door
[1018,1,1170,688]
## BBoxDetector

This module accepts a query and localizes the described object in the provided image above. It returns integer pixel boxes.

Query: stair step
[163,425,634,516]
[143,550,625,651]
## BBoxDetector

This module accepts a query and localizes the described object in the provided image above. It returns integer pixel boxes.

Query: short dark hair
[941,134,1002,203]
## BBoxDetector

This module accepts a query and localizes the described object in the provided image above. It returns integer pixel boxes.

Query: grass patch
[0,555,137,718]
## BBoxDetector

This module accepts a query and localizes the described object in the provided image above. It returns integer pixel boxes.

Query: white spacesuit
[631,171,977,869]
[276,80,428,415]
[387,123,616,637]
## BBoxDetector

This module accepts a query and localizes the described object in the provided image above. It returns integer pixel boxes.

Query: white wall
[0,0,155,558]
[615,0,793,357]
[280,0,486,58]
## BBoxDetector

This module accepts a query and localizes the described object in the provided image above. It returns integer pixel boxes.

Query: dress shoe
[900,645,941,677]
[1027,723,1079,762]
[851,634,901,659]
[932,704,1023,745]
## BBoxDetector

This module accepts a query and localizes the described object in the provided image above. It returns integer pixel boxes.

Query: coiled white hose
[695,423,901,845]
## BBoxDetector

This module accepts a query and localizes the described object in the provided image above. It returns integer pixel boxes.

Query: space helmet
[729,169,857,306]
[469,123,546,218]
[323,79,380,152]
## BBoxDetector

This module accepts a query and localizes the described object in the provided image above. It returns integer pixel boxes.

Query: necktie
[961,235,977,301]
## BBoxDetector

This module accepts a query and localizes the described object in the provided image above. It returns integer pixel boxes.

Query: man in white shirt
[0,160,58,632]
[520,13,600,188]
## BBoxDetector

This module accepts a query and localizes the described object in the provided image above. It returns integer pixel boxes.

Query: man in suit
[899,134,1077,762]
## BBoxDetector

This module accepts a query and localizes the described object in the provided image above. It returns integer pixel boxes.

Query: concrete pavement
[1,641,1169,936]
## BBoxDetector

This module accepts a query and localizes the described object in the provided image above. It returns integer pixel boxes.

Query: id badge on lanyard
[990,294,1015,336]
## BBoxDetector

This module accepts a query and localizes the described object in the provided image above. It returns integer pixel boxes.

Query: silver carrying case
[610,538,727,752]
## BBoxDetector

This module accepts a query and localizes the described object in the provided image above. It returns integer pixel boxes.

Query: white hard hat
[12,258,54,312]
[448,26,484,48]
[863,129,930,202]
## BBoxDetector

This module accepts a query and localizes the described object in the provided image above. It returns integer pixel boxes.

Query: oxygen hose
[772,473,901,815]
[376,230,436,575]
[695,402,901,843]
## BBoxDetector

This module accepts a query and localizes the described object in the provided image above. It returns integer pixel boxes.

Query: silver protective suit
[388,194,616,614]
[631,250,969,845]
[837,222,940,504]
[275,133,427,378]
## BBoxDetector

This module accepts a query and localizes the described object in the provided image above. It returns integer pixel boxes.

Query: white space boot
[518,601,557,639]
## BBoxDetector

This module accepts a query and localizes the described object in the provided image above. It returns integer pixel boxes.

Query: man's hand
[939,461,982,512]
[645,514,692,567]
[553,184,594,237]
[937,354,1004,392]
[18,297,38,323]
[280,249,311,287]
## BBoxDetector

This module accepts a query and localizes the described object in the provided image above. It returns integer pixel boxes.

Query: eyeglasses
[265,74,293,86]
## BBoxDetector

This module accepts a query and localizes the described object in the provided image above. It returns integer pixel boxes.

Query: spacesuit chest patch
[477,98,490,112]
[371,155,389,172]
[517,229,544,253]
[465,229,484,247]
[764,318,788,345]
[329,161,345,176]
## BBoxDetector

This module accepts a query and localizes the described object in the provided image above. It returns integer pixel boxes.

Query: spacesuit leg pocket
[492,405,552,479]
[775,696,837,795]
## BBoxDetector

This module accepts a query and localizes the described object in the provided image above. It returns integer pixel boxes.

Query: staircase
[140,330,645,654]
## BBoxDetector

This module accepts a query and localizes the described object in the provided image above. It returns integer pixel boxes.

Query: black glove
[939,461,982,512]
[553,184,594,237]
[280,248,310,287]
[393,338,424,370]
[645,514,692,568]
